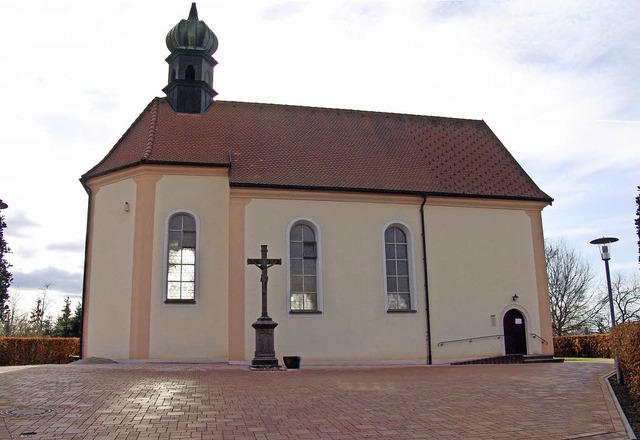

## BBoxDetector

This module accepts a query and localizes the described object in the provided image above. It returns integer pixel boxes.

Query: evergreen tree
[69,302,82,338]
[42,316,53,337]
[636,186,639,265]
[0,209,12,324]
[27,283,52,336]
[29,298,44,336]
[52,297,74,337]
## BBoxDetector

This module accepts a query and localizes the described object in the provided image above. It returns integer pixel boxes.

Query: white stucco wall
[243,197,428,363]
[149,174,230,360]
[84,170,548,364]
[242,196,546,364]
[86,179,136,359]
[425,204,544,363]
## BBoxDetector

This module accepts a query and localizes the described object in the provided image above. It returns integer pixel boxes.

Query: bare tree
[1,287,22,335]
[545,239,602,335]
[597,271,640,330]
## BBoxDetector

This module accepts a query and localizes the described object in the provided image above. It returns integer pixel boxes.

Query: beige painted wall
[243,196,428,362]
[85,179,136,359]
[149,173,230,359]
[426,204,546,362]
[85,167,231,361]
[84,167,550,364]
[241,193,549,364]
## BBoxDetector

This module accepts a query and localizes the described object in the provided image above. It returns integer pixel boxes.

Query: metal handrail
[531,333,549,345]
[437,334,503,347]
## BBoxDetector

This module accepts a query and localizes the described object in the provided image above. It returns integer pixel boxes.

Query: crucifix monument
[247,244,281,368]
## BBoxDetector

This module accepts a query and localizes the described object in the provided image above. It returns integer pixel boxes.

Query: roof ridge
[213,100,484,123]
[142,98,160,160]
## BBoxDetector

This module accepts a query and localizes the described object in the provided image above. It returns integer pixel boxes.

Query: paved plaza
[0,361,631,439]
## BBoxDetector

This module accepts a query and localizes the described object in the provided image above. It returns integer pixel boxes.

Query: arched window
[185,65,195,81]
[384,225,412,311]
[166,213,197,303]
[288,220,321,313]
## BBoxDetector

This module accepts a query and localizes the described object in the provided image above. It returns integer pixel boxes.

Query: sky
[0,0,638,316]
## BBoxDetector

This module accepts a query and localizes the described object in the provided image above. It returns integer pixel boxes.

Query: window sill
[289,310,322,315]
[164,299,196,305]
[386,309,417,314]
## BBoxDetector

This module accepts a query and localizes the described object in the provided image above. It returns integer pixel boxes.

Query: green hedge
[0,337,80,365]
[612,322,640,401]
[553,334,612,358]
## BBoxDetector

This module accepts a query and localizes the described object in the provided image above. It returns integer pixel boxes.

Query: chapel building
[80,4,554,364]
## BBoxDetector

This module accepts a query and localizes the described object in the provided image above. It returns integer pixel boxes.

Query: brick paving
[0,361,630,439]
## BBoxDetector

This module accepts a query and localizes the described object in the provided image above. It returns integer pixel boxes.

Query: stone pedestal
[247,245,281,369]
[251,316,279,368]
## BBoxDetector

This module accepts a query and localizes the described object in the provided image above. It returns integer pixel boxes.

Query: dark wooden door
[504,309,527,355]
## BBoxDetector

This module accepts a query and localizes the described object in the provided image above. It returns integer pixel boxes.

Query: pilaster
[129,173,162,359]
[527,209,554,355]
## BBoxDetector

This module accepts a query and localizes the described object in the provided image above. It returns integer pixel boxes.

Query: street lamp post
[589,236,620,383]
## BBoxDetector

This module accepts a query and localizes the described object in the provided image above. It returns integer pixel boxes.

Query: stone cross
[247,244,281,368]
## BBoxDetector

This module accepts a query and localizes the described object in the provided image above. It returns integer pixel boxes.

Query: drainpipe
[79,185,92,360]
[420,194,432,365]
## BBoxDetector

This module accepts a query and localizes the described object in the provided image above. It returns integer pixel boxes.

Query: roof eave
[80,160,230,185]
[229,182,554,204]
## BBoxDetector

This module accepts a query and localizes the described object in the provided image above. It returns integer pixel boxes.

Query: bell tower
[163,3,218,113]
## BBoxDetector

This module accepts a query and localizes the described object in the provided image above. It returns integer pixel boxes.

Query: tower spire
[188,2,198,20]
[163,3,218,113]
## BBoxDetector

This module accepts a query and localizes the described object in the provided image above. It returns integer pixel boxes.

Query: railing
[438,333,549,347]
[531,332,549,345]
[437,334,503,347]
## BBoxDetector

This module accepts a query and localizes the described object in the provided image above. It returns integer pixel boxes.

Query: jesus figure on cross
[247,244,281,368]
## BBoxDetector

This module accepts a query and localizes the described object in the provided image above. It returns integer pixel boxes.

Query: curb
[603,371,637,440]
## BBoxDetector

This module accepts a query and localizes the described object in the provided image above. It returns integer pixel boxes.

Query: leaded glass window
[290,224,317,311]
[166,213,196,302]
[385,226,411,310]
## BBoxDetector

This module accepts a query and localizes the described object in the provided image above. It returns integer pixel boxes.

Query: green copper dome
[166,3,218,54]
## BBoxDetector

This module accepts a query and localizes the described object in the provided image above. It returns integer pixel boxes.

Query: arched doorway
[503,309,527,355]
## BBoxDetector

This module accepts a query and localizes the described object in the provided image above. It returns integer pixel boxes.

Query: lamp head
[589,237,619,261]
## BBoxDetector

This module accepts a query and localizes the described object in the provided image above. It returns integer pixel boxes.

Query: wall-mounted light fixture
[124,202,130,212]
[512,293,519,302]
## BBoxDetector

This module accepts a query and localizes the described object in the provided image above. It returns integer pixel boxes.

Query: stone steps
[451,354,564,365]
[523,354,564,364]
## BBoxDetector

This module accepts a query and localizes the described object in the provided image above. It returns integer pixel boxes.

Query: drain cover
[1,408,53,417]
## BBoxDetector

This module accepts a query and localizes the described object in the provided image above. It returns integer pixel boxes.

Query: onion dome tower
[163,3,218,113]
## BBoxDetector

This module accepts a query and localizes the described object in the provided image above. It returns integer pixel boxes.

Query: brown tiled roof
[82,98,552,202]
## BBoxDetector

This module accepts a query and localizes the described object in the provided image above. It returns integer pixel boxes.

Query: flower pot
[283,356,301,369]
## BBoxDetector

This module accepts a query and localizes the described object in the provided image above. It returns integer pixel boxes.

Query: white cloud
[3,211,39,238]
[262,1,307,20]
[46,242,85,253]
[12,267,83,295]
[0,0,639,312]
